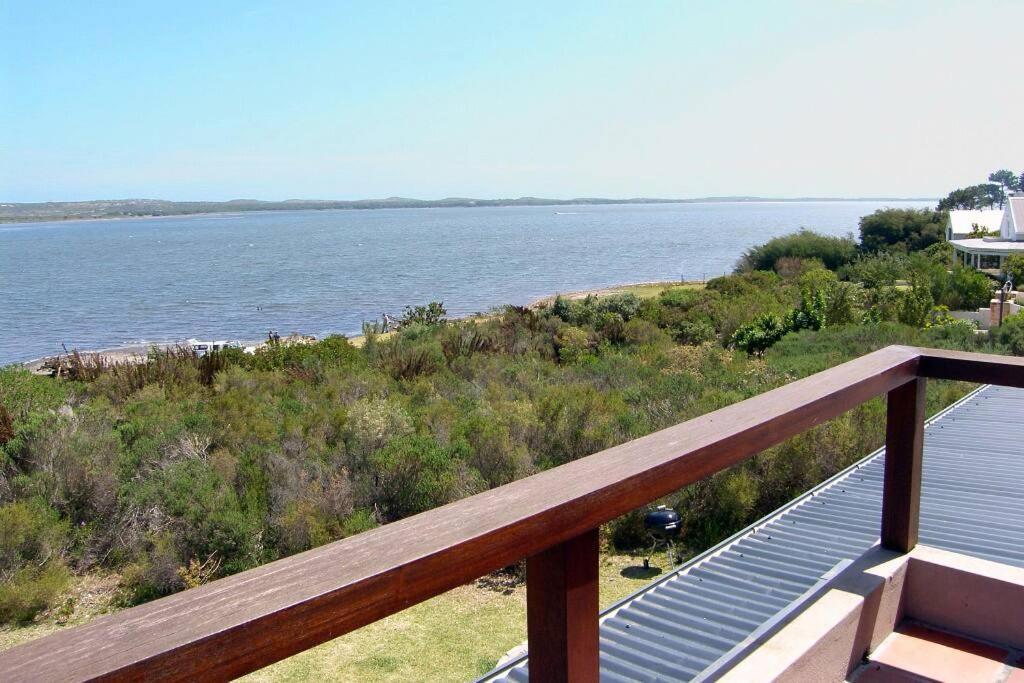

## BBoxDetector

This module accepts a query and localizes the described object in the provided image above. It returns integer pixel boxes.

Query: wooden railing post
[526,529,599,682]
[881,377,927,552]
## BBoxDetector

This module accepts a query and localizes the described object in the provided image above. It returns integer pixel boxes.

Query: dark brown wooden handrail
[2,346,1023,682]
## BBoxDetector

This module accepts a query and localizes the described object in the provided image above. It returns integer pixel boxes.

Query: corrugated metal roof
[481,384,1024,682]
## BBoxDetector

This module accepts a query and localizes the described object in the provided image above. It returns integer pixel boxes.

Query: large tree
[989,169,1020,192]
[988,170,1019,208]
[937,183,1003,211]
[859,208,945,254]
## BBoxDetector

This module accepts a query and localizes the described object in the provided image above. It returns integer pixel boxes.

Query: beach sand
[21,280,703,371]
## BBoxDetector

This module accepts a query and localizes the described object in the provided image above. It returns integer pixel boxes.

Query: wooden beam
[526,529,599,682]
[917,347,1024,388]
[881,377,927,552]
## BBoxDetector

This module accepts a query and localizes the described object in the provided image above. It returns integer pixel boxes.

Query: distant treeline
[0,195,935,223]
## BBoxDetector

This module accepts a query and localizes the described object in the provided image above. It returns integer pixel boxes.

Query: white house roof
[949,237,1024,254]
[1011,197,1024,235]
[947,209,1004,236]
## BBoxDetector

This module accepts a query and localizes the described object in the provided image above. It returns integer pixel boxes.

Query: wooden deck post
[881,377,927,552]
[526,528,599,682]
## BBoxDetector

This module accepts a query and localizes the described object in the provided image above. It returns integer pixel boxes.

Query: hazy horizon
[3,193,940,205]
[3,1,1022,202]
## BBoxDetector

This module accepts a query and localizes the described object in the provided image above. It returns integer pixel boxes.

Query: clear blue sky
[2,1,1022,202]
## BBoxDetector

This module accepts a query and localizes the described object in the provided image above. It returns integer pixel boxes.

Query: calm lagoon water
[0,201,932,365]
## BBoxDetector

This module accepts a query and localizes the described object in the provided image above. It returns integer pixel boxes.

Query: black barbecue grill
[642,505,682,568]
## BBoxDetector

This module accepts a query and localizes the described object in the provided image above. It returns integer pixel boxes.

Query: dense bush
[730,313,788,355]
[399,301,447,328]
[0,274,1001,624]
[1006,255,1024,287]
[0,498,71,622]
[368,436,473,521]
[943,266,993,310]
[859,208,945,254]
[993,314,1024,355]
[735,230,857,272]
[838,252,908,288]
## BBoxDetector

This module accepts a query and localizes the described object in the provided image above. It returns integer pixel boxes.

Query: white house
[945,208,1003,240]
[949,195,1024,271]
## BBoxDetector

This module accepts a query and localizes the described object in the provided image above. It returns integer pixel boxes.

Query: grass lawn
[242,553,665,682]
[605,281,705,299]
[0,553,669,682]
[531,280,705,308]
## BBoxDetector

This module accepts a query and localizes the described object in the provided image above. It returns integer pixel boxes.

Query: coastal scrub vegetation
[0,205,1014,629]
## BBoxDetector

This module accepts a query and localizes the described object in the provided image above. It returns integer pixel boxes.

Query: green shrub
[0,498,71,623]
[554,326,592,364]
[596,293,641,321]
[736,230,857,272]
[452,410,530,488]
[0,498,70,573]
[0,562,71,624]
[925,307,977,335]
[863,286,903,323]
[375,339,443,380]
[535,384,630,467]
[839,252,908,288]
[368,435,471,521]
[643,287,720,333]
[605,508,649,550]
[340,509,378,536]
[858,208,945,253]
[344,398,413,466]
[707,271,782,297]
[595,312,626,344]
[673,321,716,345]
[244,335,362,373]
[773,256,826,281]
[659,286,703,308]
[920,241,953,266]
[622,319,673,347]
[898,282,934,327]
[943,266,992,310]
[731,313,788,355]
[993,314,1024,355]
[823,281,862,327]
[0,368,73,464]
[399,301,447,328]
[1005,254,1024,286]
[439,324,496,362]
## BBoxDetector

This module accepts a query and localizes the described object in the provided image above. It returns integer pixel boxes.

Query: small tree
[1005,254,1024,287]
[731,313,788,355]
[897,279,934,327]
[399,301,447,328]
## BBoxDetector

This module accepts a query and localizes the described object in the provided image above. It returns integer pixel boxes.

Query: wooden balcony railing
[2,346,1024,682]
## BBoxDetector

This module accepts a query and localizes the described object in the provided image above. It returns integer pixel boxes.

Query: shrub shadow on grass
[620,565,662,580]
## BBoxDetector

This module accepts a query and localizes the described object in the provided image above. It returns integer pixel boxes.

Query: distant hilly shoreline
[0,195,938,224]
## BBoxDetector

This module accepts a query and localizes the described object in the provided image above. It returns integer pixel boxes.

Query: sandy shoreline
[20,338,268,374]
[0,211,253,227]
[17,280,698,373]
